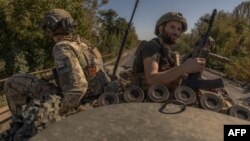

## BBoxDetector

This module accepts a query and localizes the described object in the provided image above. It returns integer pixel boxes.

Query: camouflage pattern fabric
[2,72,63,141]
[1,94,62,141]
[119,69,147,91]
[53,40,88,109]
[4,73,51,114]
[53,37,110,111]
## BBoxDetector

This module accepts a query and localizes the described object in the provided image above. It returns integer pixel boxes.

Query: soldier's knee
[62,94,82,108]
[4,73,38,96]
[4,73,39,113]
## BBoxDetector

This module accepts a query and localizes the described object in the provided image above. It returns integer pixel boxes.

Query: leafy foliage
[0,1,249,83]
[175,1,250,82]
[97,9,138,55]
[0,0,138,79]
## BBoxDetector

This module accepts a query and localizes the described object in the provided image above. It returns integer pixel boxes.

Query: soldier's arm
[53,44,88,108]
[143,57,206,86]
[143,57,185,86]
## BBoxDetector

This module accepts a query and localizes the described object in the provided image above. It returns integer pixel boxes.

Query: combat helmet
[41,9,77,35]
[154,12,187,35]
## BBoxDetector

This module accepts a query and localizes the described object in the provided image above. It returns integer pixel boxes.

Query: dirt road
[203,71,250,102]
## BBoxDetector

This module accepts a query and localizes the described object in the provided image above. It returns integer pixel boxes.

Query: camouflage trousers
[2,74,63,141]
[4,73,58,114]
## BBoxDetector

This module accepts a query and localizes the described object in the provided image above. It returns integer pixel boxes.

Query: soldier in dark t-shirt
[135,38,176,73]
[134,12,206,87]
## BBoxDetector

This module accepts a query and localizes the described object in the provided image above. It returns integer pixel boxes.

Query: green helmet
[154,12,187,35]
[41,9,76,34]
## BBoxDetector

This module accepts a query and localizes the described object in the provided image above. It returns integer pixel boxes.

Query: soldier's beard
[161,31,177,45]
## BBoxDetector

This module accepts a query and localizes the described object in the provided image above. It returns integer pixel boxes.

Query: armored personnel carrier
[1,1,250,141]
[29,103,249,141]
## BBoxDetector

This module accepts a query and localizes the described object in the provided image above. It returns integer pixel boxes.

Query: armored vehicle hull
[31,103,250,141]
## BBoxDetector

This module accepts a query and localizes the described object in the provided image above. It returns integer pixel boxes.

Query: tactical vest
[55,39,110,96]
[130,39,181,90]
[133,38,177,73]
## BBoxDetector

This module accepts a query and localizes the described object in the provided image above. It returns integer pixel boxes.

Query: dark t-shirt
[134,38,175,73]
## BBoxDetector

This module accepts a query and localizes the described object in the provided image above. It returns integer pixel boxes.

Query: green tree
[232,1,250,24]
[0,0,108,78]
[98,9,138,55]
[177,4,250,82]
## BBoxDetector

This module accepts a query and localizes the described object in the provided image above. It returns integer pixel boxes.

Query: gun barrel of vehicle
[209,53,231,63]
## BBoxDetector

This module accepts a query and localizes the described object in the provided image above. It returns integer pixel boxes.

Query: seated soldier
[133,12,206,90]
[4,9,110,115]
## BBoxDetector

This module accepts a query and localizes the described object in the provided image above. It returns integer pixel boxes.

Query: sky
[101,0,248,40]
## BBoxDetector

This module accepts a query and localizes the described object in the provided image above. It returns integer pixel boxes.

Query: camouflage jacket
[53,37,110,108]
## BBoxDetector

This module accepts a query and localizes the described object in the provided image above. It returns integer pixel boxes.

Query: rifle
[184,9,225,90]
[208,53,231,63]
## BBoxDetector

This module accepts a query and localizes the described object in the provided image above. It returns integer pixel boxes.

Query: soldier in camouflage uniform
[133,12,206,89]
[41,9,110,113]
[4,9,110,115]
[4,73,55,113]
[3,73,63,140]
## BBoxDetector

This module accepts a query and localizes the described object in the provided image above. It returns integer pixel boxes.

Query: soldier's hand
[182,58,206,74]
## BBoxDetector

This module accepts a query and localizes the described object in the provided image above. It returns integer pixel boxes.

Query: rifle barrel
[209,53,231,63]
